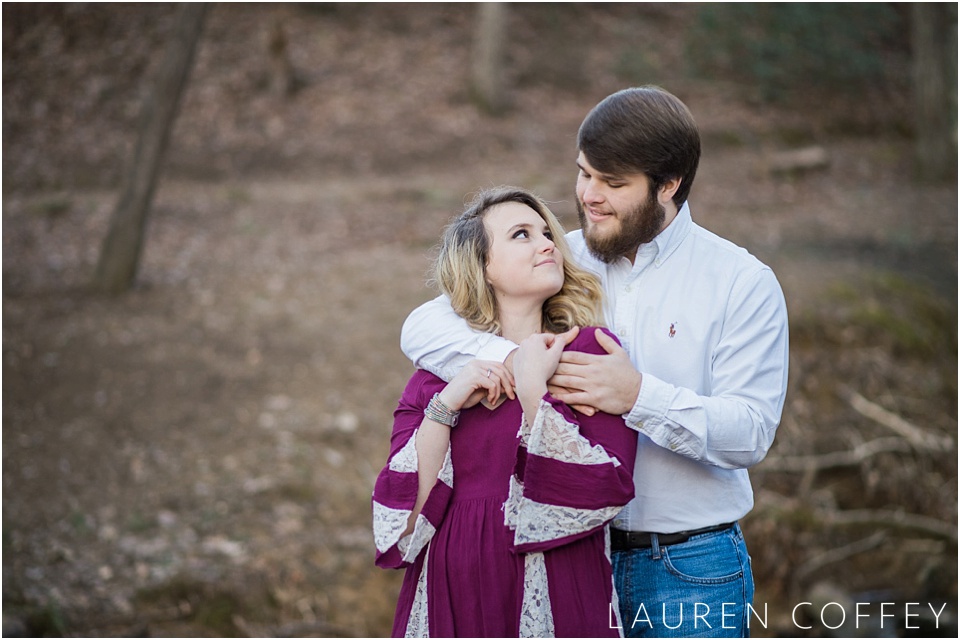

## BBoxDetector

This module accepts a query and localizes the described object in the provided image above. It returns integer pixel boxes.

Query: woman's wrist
[516,381,547,407]
[424,392,460,427]
[437,387,462,412]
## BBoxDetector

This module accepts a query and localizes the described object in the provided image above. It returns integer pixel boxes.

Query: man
[400,86,789,637]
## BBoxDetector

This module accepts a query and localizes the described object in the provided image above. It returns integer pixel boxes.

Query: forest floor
[3,4,957,638]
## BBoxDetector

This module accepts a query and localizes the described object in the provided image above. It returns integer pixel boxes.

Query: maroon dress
[373,328,637,637]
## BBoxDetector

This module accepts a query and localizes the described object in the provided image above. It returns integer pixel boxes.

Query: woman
[372,187,637,637]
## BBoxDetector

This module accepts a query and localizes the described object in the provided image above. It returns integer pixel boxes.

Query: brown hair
[577,86,701,206]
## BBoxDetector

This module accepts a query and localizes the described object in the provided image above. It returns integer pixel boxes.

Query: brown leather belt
[610,522,736,550]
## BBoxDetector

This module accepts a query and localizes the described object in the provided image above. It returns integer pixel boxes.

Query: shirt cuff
[626,373,701,458]
[624,372,672,434]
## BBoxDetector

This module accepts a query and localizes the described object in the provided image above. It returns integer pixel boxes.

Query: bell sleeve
[372,374,454,569]
[503,328,638,554]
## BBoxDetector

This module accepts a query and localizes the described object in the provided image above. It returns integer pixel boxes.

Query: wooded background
[3,3,957,637]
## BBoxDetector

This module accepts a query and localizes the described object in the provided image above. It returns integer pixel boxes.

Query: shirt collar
[644,200,692,267]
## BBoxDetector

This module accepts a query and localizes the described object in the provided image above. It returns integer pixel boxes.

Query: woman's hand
[437,359,514,411]
[513,333,567,417]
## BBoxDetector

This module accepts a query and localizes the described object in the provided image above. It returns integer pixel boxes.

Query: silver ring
[486,369,492,378]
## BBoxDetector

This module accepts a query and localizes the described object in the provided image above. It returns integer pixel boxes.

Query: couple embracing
[373,86,789,638]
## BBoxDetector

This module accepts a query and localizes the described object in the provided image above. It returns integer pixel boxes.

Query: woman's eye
[544,231,554,240]
[512,230,529,239]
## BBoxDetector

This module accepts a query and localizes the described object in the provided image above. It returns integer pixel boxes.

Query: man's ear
[658,177,682,205]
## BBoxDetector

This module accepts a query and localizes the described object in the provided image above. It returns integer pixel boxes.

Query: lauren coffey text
[610,601,950,633]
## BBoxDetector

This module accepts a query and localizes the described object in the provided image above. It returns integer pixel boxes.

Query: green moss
[135,574,277,636]
[793,273,957,360]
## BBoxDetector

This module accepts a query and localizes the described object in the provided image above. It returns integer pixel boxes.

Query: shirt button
[669,442,678,450]
[625,284,632,293]
[636,421,644,429]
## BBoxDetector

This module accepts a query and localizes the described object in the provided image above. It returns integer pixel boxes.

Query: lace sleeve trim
[528,398,621,467]
[504,399,625,545]
[373,502,413,553]
[389,434,419,473]
[398,514,438,563]
[373,428,453,556]
[511,497,624,546]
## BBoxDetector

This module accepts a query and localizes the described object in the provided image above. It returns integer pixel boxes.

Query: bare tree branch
[755,491,957,542]
[821,508,958,542]
[763,437,913,472]
[794,531,888,583]
[842,387,954,452]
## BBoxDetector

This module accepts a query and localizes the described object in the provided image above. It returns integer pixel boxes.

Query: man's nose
[582,179,604,204]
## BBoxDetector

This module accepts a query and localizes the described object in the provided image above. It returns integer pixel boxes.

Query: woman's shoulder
[400,369,447,407]
[565,326,620,355]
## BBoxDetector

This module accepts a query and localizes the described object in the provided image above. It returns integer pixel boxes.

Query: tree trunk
[92,3,208,294]
[471,3,507,115]
[911,3,957,182]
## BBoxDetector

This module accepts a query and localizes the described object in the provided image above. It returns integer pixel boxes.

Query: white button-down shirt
[401,202,789,533]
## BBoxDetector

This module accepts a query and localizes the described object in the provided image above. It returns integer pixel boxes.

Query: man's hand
[548,329,642,416]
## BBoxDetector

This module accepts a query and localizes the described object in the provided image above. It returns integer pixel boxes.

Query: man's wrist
[616,370,643,417]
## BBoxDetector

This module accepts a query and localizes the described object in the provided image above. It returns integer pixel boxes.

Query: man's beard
[576,189,665,264]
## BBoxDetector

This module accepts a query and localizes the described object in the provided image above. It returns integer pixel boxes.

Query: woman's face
[483,201,564,304]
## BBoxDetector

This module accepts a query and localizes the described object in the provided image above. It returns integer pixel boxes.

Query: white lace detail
[519,552,554,637]
[529,399,621,467]
[502,475,524,530]
[606,527,624,637]
[405,548,430,637]
[513,498,624,546]
[373,502,412,553]
[400,514,437,563]
[438,446,454,487]
[517,414,531,445]
[376,429,452,558]
[390,433,419,473]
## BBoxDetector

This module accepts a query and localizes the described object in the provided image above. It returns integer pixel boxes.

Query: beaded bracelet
[424,392,460,427]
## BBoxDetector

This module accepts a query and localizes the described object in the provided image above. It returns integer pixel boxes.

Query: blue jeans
[612,524,754,638]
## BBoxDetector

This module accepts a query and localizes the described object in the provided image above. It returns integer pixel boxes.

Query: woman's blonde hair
[432,186,604,336]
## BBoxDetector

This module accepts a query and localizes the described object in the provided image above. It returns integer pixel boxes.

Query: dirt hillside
[3,4,957,637]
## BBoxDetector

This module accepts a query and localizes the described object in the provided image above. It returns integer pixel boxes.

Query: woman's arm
[505,328,637,554]
[373,361,513,569]
[372,375,454,569]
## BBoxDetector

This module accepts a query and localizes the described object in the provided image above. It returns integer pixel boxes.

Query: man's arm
[400,295,518,382]
[553,268,789,470]
[631,268,788,469]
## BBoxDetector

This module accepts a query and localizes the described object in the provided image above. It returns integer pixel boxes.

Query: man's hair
[432,186,604,336]
[577,86,701,207]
